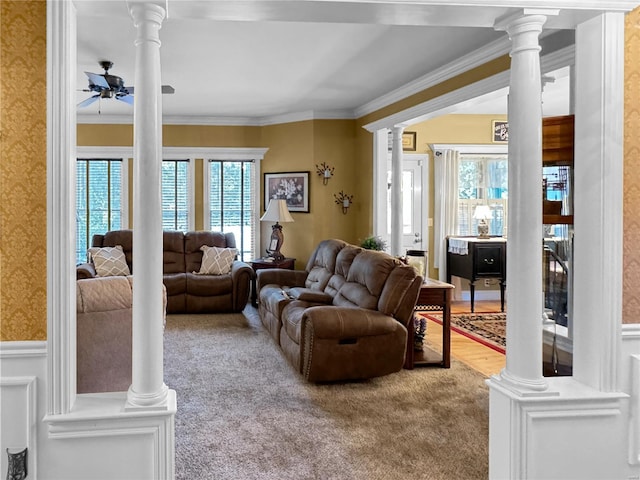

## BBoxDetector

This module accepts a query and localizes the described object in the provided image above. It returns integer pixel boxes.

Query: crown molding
[354,36,512,118]
[77,109,357,127]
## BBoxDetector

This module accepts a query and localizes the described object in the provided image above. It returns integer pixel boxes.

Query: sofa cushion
[163,231,186,274]
[88,246,131,277]
[195,246,237,275]
[324,245,362,298]
[100,230,134,269]
[184,231,234,273]
[77,276,133,313]
[163,273,187,296]
[333,250,398,310]
[186,272,233,296]
[304,239,347,291]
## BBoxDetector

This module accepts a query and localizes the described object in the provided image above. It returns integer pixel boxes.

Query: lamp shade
[261,199,294,223]
[473,205,493,220]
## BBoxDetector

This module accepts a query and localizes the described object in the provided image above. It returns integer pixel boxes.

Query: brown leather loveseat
[77,229,253,314]
[257,239,422,382]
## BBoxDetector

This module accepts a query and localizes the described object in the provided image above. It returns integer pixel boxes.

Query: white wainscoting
[0,341,46,479]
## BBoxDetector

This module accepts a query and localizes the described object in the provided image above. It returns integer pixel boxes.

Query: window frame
[161,157,195,232]
[458,153,508,237]
[200,147,268,261]
[76,147,131,263]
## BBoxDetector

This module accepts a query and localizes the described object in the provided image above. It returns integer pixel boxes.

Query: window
[458,154,508,236]
[162,159,192,231]
[76,158,126,264]
[206,160,255,261]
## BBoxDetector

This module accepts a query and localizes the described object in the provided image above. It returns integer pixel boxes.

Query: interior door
[387,156,425,253]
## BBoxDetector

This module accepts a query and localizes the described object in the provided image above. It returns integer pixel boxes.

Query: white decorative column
[495,11,556,392]
[126,0,169,409]
[390,125,405,256]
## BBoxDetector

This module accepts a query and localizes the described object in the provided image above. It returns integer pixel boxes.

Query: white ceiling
[74,1,589,125]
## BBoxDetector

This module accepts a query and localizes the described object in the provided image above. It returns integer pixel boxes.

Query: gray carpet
[164,307,489,480]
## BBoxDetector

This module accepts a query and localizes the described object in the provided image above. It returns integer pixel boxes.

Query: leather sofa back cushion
[323,245,362,297]
[333,251,397,310]
[305,239,347,291]
[184,231,232,273]
[163,231,186,273]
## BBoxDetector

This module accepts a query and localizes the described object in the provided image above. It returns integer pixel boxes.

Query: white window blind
[208,160,255,261]
[162,159,190,231]
[458,154,508,236]
[76,158,124,263]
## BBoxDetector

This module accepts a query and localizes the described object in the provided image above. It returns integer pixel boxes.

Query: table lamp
[473,205,493,239]
[260,199,294,260]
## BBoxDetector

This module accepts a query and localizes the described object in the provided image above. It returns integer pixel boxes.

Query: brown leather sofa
[77,229,253,314]
[257,239,422,382]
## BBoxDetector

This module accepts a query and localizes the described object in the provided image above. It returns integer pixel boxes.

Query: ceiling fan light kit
[78,60,174,110]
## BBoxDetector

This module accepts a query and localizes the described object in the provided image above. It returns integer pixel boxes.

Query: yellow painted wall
[78,120,357,269]
[0,0,47,341]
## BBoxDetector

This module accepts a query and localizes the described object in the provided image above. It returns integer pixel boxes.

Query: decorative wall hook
[315,162,335,185]
[334,190,354,214]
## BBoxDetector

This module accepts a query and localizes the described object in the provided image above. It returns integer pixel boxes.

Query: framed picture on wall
[492,120,509,143]
[387,131,417,151]
[264,171,310,213]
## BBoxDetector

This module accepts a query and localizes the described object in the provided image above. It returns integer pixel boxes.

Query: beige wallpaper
[0,0,48,341]
[624,7,640,324]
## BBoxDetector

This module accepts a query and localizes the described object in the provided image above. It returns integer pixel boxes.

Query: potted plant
[360,235,387,251]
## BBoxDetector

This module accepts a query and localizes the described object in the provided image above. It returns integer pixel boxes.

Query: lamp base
[477,220,490,238]
[266,222,285,260]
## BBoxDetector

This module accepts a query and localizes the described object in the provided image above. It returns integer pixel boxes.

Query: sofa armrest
[256,269,308,292]
[301,306,405,339]
[230,260,253,312]
[76,262,97,280]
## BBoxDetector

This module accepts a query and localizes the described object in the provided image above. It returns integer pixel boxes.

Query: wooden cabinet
[446,237,506,313]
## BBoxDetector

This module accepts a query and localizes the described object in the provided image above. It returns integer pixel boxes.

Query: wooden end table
[405,278,454,369]
[249,257,296,307]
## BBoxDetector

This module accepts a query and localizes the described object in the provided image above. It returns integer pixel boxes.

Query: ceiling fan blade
[124,85,174,94]
[116,94,134,105]
[77,95,100,108]
[84,71,109,89]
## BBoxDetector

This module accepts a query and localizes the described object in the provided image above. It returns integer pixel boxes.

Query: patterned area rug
[422,312,506,354]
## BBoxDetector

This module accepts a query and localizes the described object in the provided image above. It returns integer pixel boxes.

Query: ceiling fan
[77,60,175,109]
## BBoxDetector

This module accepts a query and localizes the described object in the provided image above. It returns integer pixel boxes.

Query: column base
[490,368,558,398]
[125,382,171,411]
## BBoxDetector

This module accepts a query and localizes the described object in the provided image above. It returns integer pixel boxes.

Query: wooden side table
[405,278,454,369]
[249,257,296,307]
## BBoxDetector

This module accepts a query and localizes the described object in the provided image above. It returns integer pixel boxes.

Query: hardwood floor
[424,299,506,377]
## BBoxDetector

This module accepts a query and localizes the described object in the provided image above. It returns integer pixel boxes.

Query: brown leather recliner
[77,229,253,314]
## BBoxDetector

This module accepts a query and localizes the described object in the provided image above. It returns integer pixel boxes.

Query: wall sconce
[315,162,334,185]
[334,190,354,214]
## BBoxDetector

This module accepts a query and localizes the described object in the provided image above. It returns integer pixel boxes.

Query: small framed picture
[387,131,417,151]
[492,120,509,143]
[264,171,310,213]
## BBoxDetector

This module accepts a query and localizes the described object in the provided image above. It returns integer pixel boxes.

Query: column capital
[127,1,167,27]
[494,8,558,33]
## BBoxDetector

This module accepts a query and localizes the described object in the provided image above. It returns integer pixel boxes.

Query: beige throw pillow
[88,245,131,277]
[195,245,237,275]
